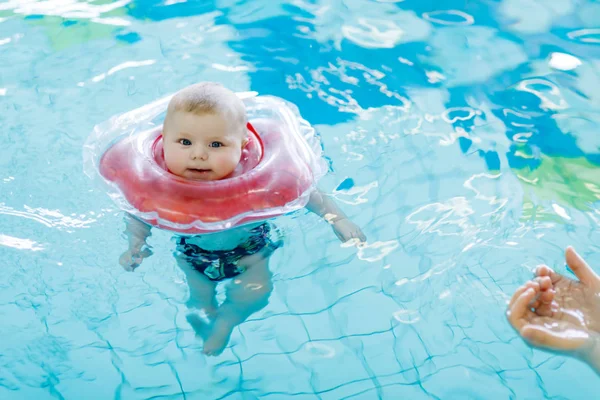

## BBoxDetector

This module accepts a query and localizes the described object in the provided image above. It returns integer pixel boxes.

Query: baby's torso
[176,222,264,251]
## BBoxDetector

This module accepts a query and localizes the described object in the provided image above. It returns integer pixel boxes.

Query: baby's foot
[202,317,236,356]
[202,306,217,320]
[185,300,217,318]
[186,312,212,341]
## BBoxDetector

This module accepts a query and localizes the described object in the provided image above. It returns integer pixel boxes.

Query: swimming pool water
[1,0,600,398]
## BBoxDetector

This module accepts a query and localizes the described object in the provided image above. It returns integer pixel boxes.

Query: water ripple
[567,28,600,45]
[0,234,44,251]
[291,0,431,50]
[515,78,569,111]
[422,10,475,26]
[89,59,157,84]
[0,204,97,230]
[0,0,133,19]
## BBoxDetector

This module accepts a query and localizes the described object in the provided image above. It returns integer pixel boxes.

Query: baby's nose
[192,147,208,160]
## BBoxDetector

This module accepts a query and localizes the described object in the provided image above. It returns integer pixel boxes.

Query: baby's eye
[209,141,223,148]
[179,139,192,146]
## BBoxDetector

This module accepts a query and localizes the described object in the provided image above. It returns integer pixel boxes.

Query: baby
[120,82,366,355]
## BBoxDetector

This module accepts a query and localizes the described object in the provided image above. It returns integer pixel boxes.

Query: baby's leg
[203,253,273,356]
[175,256,218,317]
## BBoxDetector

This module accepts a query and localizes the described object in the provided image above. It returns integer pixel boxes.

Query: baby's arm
[306,189,366,243]
[120,213,153,271]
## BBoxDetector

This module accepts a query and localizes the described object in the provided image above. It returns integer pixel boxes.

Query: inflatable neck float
[84,93,327,234]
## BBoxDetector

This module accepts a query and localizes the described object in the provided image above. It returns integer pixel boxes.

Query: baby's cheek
[165,151,185,173]
[222,151,239,167]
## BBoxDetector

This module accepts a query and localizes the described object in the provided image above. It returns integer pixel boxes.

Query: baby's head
[162,82,248,181]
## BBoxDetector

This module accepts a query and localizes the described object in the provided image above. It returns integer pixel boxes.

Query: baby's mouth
[187,168,212,175]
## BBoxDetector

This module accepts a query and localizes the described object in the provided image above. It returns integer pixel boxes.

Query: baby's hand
[119,246,153,272]
[332,218,366,244]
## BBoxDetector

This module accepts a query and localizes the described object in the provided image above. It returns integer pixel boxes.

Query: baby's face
[163,111,246,181]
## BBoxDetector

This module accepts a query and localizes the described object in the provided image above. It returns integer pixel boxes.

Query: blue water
[1,0,600,398]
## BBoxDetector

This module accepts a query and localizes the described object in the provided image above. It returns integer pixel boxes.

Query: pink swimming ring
[95,108,326,233]
[84,94,327,234]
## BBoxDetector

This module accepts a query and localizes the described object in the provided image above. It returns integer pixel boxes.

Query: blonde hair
[164,82,247,134]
